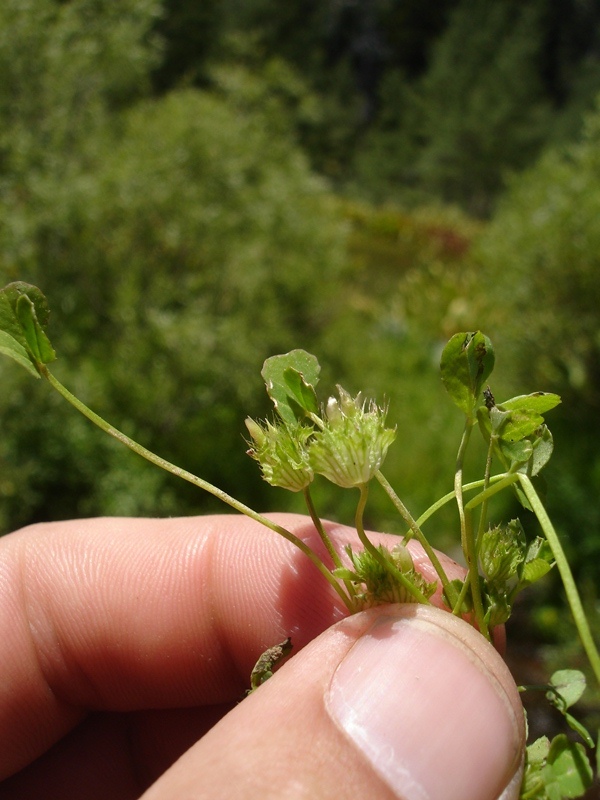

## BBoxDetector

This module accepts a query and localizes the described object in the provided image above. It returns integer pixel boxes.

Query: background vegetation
[2,1,600,706]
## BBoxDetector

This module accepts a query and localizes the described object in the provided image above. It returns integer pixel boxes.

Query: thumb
[142,605,526,800]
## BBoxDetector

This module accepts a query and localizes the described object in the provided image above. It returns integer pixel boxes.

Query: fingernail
[327,608,524,800]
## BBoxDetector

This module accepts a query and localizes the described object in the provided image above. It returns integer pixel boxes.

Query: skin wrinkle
[197,516,251,697]
[25,530,138,710]
[15,522,188,708]
[0,534,84,780]
[211,517,313,692]
[1,514,518,795]
[20,533,99,707]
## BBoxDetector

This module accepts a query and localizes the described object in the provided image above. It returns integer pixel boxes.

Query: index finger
[0,512,462,779]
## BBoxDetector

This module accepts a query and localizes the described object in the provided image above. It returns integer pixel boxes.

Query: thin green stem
[375,470,451,593]
[415,474,509,528]
[464,472,520,512]
[454,419,489,638]
[454,419,473,552]
[452,506,489,638]
[303,485,356,606]
[303,486,343,570]
[518,474,600,689]
[355,483,431,605]
[42,366,355,611]
[474,435,495,555]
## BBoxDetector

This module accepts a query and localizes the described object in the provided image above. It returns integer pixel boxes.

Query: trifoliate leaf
[261,350,320,425]
[0,283,56,376]
[440,332,495,417]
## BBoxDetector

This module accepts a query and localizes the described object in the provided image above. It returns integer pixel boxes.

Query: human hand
[0,514,525,799]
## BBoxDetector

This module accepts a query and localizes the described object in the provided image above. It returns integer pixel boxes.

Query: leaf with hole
[261,350,320,425]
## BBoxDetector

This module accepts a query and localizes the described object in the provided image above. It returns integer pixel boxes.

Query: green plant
[0,281,598,798]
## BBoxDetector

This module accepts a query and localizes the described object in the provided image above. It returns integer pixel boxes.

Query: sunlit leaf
[440,331,495,417]
[521,557,554,585]
[261,350,320,425]
[519,537,555,585]
[501,392,562,415]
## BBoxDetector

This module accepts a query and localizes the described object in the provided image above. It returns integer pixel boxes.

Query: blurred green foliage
[0,0,599,611]
[475,103,600,583]
[0,0,346,530]
[351,0,552,215]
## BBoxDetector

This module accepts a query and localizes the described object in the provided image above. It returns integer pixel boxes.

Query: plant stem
[303,486,356,606]
[454,419,473,552]
[464,472,520,511]
[303,486,342,570]
[42,366,354,611]
[355,483,431,605]
[375,470,451,593]
[474,435,495,554]
[518,474,600,688]
[416,474,510,528]
[454,419,489,638]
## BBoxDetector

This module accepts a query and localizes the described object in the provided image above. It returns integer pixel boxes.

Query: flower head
[309,386,396,488]
[245,417,314,492]
[480,519,526,584]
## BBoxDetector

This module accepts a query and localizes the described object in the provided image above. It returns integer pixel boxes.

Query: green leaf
[521,558,554,585]
[528,735,551,766]
[545,672,594,747]
[563,712,595,749]
[491,392,560,444]
[519,537,555,586]
[440,331,495,417]
[527,426,555,477]
[498,410,544,442]
[501,392,562,416]
[261,350,320,425]
[543,735,594,798]
[498,437,533,465]
[0,282,56,376]
[282,366,319,416]
[0,330,39,377]
[549,670,587,710]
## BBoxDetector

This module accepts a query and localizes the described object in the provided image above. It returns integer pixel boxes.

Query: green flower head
[480,519,526,585]
[309,386,396,488]
[245,417,314,492]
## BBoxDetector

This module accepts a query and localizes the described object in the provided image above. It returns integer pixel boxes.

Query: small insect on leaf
[440,331,495,418]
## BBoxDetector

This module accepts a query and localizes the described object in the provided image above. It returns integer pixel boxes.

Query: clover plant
[0,282,598,798]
